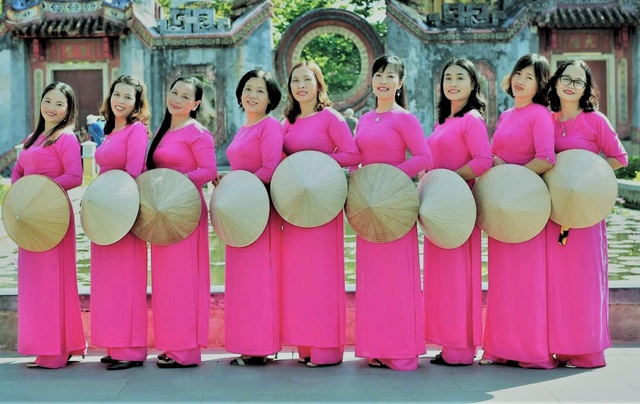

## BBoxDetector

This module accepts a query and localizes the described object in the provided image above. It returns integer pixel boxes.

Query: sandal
[306,360,342,368]
[157,353,168,361]
[230,356,268,366]
[430,353,472,367]
[297,356,311,364]
[368,359,389,369]
[157,358,198,369]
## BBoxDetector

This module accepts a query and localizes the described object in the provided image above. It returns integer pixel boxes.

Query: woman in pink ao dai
[91,75,150,371]
[481,54,557,369]
[223,69,284,366]
[353,55,430,371]
[545,61,627,368]
[424,58,492,366]
[145,76,217,368]
[282,61,360,368]
[13,82,85,369]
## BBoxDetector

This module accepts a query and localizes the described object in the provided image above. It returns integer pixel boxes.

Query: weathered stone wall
[118,15,273,167]
[0,35,29,157]
[631,26,639,142]
[386,17,535,136]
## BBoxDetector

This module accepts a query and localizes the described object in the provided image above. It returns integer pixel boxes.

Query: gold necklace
[559,113,579,137]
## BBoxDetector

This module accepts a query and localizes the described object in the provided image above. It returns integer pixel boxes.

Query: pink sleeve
[186,130,217,187]
[396,113,431,177]
[532,109,556,164]
[254,120,284,183]
[464,114,492,176]
[54,135,82,190]
[326,112,361,167]
[125,123,149,179]
[593,112,628,166]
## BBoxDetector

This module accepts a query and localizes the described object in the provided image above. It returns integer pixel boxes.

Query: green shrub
[616,155,640,180]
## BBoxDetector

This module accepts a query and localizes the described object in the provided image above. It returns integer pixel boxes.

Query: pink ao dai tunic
[424,110,492,365]
[353,108,430,371]
[224,117,284,356]
[12,132,85,368]
[483,103,557,368]
[282,108,360,364]
[546,110,627,368]
[91,121,149,361]
[150,123,217,365]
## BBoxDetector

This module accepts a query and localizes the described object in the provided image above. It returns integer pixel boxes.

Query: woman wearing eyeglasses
[545,60,627,368]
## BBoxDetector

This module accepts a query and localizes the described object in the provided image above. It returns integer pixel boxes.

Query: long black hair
[436,57,486,124]
[546,60,598,113]
[502,53,551,106]
[146,75,203,170]
[371,55,407,109]
[25,81,78,149]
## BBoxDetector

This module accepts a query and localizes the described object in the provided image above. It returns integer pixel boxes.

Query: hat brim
[210,170,270,247]
[2,174,70,252]
[271,150,347,228]
[81,170,140,245]
[542,149,617,228]
[132,168,202,245]
[346,163,419,243]
[418,169,476,249]
[473,164,551,243]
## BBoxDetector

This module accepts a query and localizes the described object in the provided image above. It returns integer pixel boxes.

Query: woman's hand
[492,155,506,166]
[211,174,224,186]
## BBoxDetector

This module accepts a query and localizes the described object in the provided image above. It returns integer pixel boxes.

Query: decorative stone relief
[158,8,229,34]
[427,3,506,27]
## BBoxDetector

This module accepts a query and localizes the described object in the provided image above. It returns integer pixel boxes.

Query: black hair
[436,57,487,124]
[235,69,282,113]
[502,53,551,106]
[146,75,203,170]
[547,60,598,112]
[25,81,78,149]
[371,55,407,109]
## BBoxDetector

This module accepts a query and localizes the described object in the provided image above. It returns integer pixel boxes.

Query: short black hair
[235,69,282,113]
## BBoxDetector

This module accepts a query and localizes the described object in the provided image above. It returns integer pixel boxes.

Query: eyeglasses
[559,75,586,90]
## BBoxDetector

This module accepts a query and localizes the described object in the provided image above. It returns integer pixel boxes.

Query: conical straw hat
[345,163,419,243]
[417,169,477,249]
[210,170,270,247]
[132,168,202,245]
[2,174,70,252]
[271,150,347,228]
[81,170,140,245]
[542,149,617,229]
[473,164,551,243]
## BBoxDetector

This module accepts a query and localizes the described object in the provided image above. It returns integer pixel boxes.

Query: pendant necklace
[374,106,396,122]
[559,113,579,137]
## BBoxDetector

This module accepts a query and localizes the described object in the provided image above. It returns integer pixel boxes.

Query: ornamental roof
[8,15,127,37]
[534,5,640,29]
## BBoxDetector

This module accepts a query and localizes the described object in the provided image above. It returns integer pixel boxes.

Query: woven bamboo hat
[542,149,617,228]
[80,170,140,245]
[271,150,347,228]
[345,163,419,243]
[2,174,70,252]
[131,168,202,245]
[417,169,477,249]
[210,170,270,247]
[473,164,551,243]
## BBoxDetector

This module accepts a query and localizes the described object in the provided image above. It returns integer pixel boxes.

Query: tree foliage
[272,0,385,95]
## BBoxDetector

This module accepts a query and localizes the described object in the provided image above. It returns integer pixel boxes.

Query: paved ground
[1,344,639,403]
